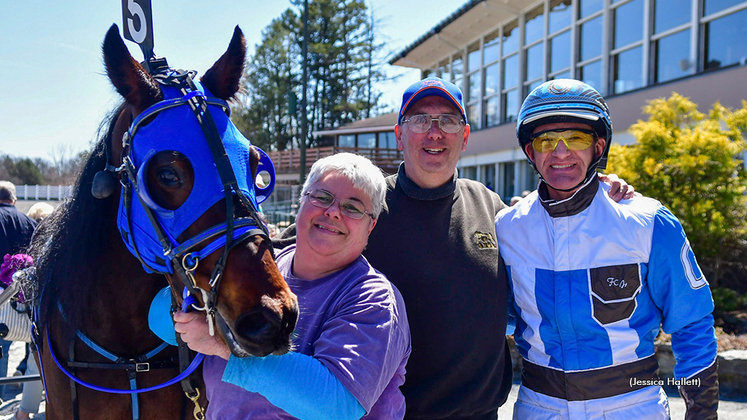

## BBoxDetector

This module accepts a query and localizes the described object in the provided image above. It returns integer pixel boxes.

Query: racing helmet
[517,79,613,179]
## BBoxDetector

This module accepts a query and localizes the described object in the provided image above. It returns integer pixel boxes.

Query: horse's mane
[31,103,126,328]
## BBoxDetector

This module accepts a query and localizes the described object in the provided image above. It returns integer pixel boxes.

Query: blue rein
[45,328,205,395]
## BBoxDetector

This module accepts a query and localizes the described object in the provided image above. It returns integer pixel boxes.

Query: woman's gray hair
[301,153,387,218]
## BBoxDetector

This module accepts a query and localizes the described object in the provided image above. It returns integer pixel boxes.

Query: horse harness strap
[54,303,177,420]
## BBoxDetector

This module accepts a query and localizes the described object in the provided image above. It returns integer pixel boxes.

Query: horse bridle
[116,68,273,336]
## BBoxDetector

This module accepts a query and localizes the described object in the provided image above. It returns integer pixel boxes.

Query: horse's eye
[156,168,181,187]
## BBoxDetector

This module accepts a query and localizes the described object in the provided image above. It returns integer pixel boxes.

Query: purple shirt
[204,245,411,419]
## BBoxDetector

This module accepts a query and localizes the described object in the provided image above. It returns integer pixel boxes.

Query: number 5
[126,0,147,44]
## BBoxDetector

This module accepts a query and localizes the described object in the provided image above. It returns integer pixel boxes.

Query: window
[438,60,451,80]
[580,60,603,91]
[484,63,500,96]
[655,30,691,82]
[467,42,481,73]
[503,90,519,122]
[613,46,644,93]
[467,72,481,103]
[338,135,355,148]
[484,96,500,128]
[705,8,747,70]
[461,166,477,180]
[503,21,519,55]
[482,164,496,191]
[549,0,572,34]
[503,54,519,89]
[550,30,571,73]
[704,0,745,15]
[501,162,516,200]
[580,15,603,62]
[467,104,480,127]
[525,6,545,45]
[614,0,644,49]
[579,0,603,19]
[378,132,396,149]
[484,30,500,64]
[358,133,376,149]
[654,0,690,34]
[553,70,572,79]
[525,43,545,81]
[452,54,464,86]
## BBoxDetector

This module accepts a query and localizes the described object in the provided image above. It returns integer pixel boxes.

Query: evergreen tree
[232,0,386,151]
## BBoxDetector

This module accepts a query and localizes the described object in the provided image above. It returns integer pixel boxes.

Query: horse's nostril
[235,311,274,338]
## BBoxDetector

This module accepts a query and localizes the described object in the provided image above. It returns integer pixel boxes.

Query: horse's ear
[102,24,161,112]
[201,26,246,101]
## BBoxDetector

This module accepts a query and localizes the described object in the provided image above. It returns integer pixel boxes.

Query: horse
[27,24,299,420]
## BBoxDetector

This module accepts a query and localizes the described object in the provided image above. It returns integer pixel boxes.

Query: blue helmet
[517,79,613,172]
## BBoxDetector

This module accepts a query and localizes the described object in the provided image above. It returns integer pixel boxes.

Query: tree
[234,10,299,152]
[11,158,44,185]
[232,0,387,151]
[606,94,747,287]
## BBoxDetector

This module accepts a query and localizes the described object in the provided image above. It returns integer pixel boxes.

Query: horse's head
[101,24,298,357]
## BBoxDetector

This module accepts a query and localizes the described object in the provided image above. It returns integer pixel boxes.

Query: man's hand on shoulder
[599,173,637,202]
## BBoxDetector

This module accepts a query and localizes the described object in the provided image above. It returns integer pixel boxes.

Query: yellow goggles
[531,129,596,153]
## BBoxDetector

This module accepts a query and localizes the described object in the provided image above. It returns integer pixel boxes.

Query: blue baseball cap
[398,77,466,125]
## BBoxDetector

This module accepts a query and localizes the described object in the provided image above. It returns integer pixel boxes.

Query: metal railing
[16,185,73,201]
[267,146,402,176]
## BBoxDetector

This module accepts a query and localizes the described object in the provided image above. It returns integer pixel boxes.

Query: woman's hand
[173,310,231,360]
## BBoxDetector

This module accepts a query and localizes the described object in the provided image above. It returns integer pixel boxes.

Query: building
[389,0,747,202]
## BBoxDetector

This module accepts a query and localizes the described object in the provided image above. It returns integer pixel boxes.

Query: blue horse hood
[117,81,261,274]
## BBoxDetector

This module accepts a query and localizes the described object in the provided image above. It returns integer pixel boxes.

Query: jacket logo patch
[589,264,642,325]
[474,231,497,249]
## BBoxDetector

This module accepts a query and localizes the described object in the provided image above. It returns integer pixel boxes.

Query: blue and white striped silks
[495,181,717,415]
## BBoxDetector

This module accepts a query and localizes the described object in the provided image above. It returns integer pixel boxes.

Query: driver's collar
[537,175,599,217]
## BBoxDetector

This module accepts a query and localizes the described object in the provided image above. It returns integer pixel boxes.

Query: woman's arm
[172,310,365,420]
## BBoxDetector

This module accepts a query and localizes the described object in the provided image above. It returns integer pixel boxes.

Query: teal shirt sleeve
[148,286,177,346]
[223,352,365,420]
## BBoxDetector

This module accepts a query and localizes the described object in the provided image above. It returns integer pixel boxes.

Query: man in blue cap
[364,76,510,419]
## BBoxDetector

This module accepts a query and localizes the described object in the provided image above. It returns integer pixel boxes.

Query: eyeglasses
[401,114,465,134]
[303,189,374,220]
[530,129,596,153]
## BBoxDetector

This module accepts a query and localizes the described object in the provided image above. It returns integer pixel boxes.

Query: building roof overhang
[389,0,526,70]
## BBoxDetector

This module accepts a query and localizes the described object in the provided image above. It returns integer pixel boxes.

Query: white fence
[16,185,74,201]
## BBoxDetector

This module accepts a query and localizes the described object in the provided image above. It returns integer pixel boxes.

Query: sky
[0,0,463,160]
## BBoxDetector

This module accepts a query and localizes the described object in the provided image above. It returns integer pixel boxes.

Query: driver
[495,79,718,419]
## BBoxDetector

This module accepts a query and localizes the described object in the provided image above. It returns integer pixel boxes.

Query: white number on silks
[681,239,707,289]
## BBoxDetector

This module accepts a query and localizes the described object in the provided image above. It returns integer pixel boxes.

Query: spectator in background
[509,196,522,206]
[11,202,54,419]
[25,203,54,224]
[0,181,36,401]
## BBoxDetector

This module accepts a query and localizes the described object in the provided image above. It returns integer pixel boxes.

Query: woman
[171,153,410,419]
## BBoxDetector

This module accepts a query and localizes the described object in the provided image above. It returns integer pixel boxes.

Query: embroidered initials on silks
[474,231,497,249]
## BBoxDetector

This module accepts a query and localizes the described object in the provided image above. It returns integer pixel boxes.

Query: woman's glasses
[304,189,373,220]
